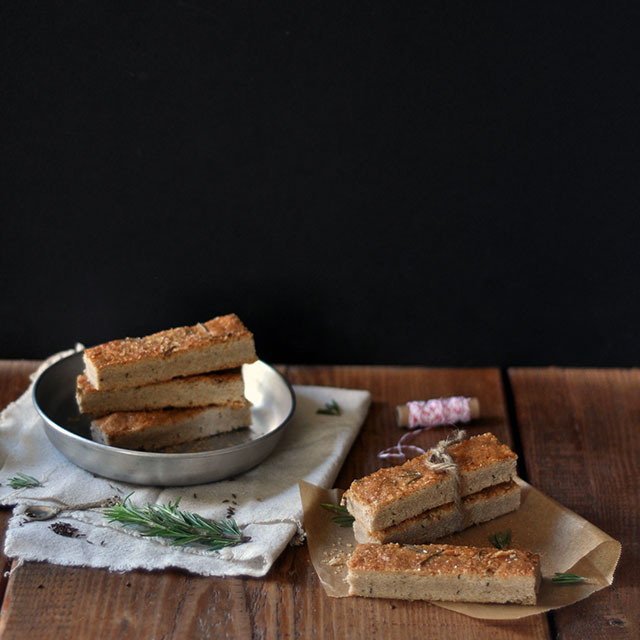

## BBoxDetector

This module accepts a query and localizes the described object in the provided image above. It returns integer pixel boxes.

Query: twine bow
[423,429,466,473]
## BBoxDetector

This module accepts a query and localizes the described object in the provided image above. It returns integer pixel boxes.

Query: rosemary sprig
[488,528,512,549]
[552,572,588,585]
[104,494,250,551]
[406,545,445,564]
[399,470,422,485]
[7,473,41,489]
[320,503,355,527]
[317,399,341,416]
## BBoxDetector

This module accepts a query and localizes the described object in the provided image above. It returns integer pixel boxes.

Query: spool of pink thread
[396,397,480,429]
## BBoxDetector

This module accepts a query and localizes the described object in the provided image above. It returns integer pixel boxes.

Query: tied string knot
[423,429,466,531]
[423,429,466,474]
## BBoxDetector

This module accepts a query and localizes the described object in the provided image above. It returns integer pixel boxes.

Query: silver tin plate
[32,352,296,486]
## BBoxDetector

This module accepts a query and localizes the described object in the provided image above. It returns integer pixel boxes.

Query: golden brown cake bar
[343,433,517,531]
[83,314,257,390]
[76,368,245,416]
[347,542,541,604]
[90,400,251,451]
[353,480,521,544]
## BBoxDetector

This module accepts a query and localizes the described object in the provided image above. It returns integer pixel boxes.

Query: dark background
[2,2,639,366]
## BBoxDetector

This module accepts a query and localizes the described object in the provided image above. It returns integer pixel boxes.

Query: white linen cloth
[0,351,370,577]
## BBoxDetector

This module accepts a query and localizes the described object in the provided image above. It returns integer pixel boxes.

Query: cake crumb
[326,551,349,567]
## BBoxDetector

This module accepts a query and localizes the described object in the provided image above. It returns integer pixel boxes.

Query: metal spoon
[23,496,122,521]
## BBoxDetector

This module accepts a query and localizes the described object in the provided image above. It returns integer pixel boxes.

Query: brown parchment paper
[298,478,621,620]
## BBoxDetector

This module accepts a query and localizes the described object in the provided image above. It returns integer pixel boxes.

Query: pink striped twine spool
[406,397,474,429]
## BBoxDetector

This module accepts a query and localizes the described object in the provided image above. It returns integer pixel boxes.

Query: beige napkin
[0,351,371,577]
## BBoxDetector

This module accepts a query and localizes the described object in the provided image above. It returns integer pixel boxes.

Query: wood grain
[0,363,551,639]
[509,368,639,640]
[0,361,40,608]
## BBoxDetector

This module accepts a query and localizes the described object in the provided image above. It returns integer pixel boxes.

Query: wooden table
[0,362,637,639]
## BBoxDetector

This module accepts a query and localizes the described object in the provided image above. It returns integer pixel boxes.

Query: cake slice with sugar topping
[90,400,251,451]
[347,542,541,604]
[76,368,245,416]
[83,314,257,391]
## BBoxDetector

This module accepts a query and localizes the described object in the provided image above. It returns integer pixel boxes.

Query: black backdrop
[2,2,639,366]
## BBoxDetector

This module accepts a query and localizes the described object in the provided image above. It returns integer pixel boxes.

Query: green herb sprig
[552,572,588,585]
[7,473,41,489]
[488,528,512,549]
[320,503,354,527]
[399,470,423,485]
[104,494,250,551]
[406,545,445,564]
[317,399,341,416]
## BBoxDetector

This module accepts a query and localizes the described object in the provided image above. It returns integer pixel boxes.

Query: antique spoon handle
[23,496,121,521]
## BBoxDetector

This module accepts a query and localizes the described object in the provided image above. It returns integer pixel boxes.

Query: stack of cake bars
[75,314,258,451]
[343,433,521,544]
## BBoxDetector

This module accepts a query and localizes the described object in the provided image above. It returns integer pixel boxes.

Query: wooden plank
[509,368,639,640]
[0,361,40,605]
[0,360,40,409]
[0,363,550,639]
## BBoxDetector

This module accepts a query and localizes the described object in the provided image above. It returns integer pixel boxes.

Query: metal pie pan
[32,352,296,486]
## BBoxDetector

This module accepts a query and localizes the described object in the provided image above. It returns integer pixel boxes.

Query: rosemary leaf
[552,572,588,584]
[317,399,341,416]
[7,473,41,489]
[405,545,445,564]
[104,494,250,551]
[488,528,512,549]
[399,470,422,485]
[320,503,354,527]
